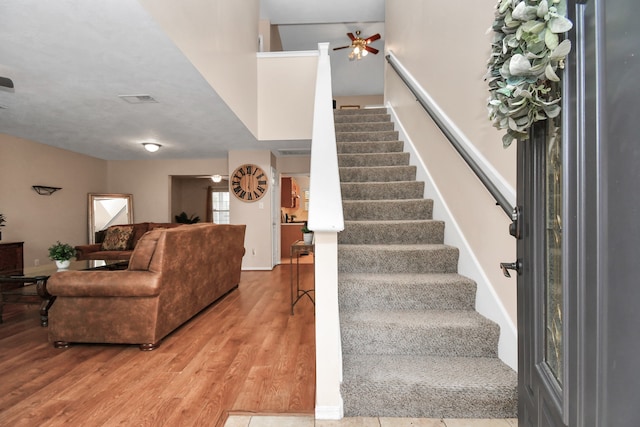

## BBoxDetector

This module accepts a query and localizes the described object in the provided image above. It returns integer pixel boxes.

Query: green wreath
[486,0,573,147]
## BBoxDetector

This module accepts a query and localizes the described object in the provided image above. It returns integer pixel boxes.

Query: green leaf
[513,3,539,21]
[549,39,572,60]
[522,20,546,35]
[548,15,573,33]
[544,64,560,82]
[537,0,549,18]
[545,28,559,50]
[509,54,533,76]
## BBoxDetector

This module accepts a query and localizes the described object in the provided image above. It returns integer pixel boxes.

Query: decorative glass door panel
[544,119,563,386]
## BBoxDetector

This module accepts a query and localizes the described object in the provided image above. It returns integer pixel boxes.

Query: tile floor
[224,414,518,427]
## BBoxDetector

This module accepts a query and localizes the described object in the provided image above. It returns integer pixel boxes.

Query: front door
[518,0,640,425]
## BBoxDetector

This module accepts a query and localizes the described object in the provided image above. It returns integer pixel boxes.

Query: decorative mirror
[88,193,134,243]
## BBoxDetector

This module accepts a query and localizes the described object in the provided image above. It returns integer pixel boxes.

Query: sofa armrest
[48,271,161,298]
[74,244,102,259]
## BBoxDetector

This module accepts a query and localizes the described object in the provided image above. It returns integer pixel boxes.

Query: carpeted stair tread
[338,273,476,311]
[338,244,458,274]
[336,130,399,142]
[338,152,410,167]
[339,165,417,183]
[341,181,425,200]
[339,220,444,245]
[341,354,517,418]
[337,141,404,154]
[334,107,387,116]
[334,113,391,123]
[335,105,516,418]
[335,122,395,133]
[342,199,433,221]
[341,309,499,357]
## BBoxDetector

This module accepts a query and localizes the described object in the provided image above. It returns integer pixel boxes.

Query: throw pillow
[100,225,134,251]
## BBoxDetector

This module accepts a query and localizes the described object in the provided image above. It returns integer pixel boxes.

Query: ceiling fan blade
[347,32,356,41]
[365,33,381,43]
[0,76,14,89]
[364,45,379,55]
[333,45,351,50]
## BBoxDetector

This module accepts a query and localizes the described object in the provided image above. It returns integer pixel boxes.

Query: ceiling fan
[333,30,381,60]
[0,76,14,89]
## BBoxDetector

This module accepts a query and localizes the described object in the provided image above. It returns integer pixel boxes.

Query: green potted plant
[301,223,313,245]
[48,241,76,269]
[0,213,5,241]
[174,211,201,224]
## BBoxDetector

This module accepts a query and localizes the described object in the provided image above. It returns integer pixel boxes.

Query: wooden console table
[290,240,314,315]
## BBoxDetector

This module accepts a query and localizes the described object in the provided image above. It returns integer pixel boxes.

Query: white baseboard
[315,403,343,420]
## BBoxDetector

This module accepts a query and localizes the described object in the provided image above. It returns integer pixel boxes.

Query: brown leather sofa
[75,222,182,260]
[47,223,246,350]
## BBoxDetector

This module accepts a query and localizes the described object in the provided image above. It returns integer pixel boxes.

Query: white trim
[388,105,518,371]
[315,403,343,420]
[257,50,319,59]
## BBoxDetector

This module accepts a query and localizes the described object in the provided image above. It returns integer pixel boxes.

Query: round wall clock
[230,164,269,202]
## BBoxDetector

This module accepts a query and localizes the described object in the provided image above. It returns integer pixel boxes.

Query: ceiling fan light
[362,50,368,57]
[353,46,360,54]
[142,142,161,152]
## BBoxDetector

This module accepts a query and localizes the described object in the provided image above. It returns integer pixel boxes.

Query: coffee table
[0,259,128,326]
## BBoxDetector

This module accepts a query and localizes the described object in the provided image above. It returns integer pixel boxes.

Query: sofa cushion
[128,229,163,271]
[101,225,134,251]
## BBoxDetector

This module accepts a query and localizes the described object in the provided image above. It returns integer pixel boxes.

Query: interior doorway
[280,174,311,265]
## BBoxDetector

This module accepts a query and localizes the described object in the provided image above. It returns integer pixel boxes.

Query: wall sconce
[32,185,62,195]
[142,142,161,152]
[211,175,223,183]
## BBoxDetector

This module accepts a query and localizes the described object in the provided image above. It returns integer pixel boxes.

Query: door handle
[500,260,522,278]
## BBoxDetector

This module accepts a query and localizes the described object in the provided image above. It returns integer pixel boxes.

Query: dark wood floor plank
[0,265,315,425]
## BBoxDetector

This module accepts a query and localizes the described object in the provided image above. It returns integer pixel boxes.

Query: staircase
[335,107,517,418]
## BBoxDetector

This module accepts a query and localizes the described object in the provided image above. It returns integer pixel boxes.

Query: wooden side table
[290,240,314,315]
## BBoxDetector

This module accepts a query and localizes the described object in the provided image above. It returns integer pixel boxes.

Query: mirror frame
[88,193,134,243]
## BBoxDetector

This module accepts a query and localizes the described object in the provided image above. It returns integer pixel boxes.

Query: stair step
[335,122,395,133]
[339,165,416,183]
[338,273,476,311]
[341,181,424,200]
[336,130,399,142]
[339,220,444,245]
[334,107,387,116]
[342,199,433,221]
[337,141,404,154]
[338,152,410,167]
[334,113,391,124]
[341,354,518,418]
[338,244,458,274]
[341,309,499,357]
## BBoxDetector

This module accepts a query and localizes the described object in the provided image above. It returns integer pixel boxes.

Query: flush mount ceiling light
[142,142,161,152]
[119,94,158,104]
[211,175,223,183]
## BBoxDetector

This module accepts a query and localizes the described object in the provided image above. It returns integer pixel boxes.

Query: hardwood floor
[0,264,316,426]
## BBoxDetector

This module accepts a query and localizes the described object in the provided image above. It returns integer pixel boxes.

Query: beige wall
[385,1,517,324]
[107,158,227,223]
[228,150,275,269]
[139,0,260,136]
[0,134,106,267]
[257,53,317,140]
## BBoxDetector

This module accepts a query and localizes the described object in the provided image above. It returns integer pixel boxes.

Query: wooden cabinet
[281,224,302,258]
[281,177,300,208]
[0,242,24,276]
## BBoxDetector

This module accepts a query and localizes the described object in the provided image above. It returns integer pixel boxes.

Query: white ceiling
[0,0,385,161]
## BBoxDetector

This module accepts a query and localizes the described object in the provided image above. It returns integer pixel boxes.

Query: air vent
[118,94,158,104]
[277,149,311,156]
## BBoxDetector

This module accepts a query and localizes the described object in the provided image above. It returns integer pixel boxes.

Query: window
[211,191,230,224]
